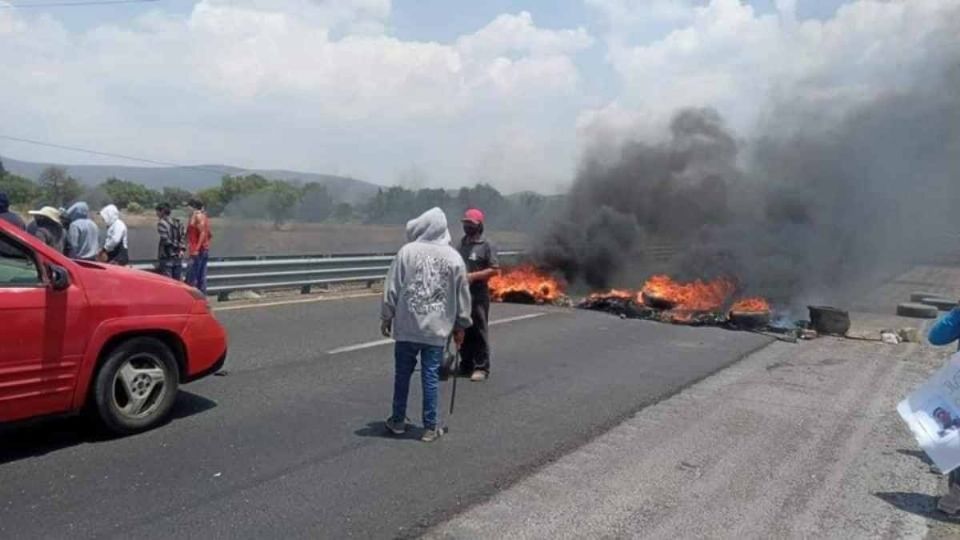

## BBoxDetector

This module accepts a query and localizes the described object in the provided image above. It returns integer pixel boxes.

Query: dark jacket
[0,193,26,230]
[27,218,65,252]
[458,233,500,300]
[157,216,185,261]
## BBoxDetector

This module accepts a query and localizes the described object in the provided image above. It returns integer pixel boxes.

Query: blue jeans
[392,341,442,430]
[187,250,209,293]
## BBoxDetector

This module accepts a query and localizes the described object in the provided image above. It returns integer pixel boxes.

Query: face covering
[463,222,481,237]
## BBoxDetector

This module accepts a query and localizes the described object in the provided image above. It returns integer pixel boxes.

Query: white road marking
[326,338,395,355]
[214,292,379,312]
[326,312,550,355]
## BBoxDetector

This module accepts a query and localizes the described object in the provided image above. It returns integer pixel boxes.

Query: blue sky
[0,0,946,192]
[42,0,849,35]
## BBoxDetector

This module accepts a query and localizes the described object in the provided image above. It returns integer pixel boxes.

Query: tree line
[0,160,558,230]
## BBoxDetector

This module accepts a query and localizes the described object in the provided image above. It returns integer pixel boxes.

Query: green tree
[363,188,387,223]
[455,183,507,218]
[196,187,226,216]
[0,173,39,206]
[38,166,83,207]
[101,177,160,209]
[162,186,193,207]
[297,182,334,222]
[265,180,302,227]
[81,185,112,210]
[221,173,269,204]
[333,202,354,222]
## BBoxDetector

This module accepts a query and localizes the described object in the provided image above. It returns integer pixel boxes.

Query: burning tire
[897,302,939,319]
[642,291,677,310]
[729,310,771,329]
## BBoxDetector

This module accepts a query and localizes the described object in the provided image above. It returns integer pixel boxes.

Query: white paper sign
[898,350,960,474]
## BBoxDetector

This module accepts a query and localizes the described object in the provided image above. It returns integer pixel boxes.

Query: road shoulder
[428,311,960,539]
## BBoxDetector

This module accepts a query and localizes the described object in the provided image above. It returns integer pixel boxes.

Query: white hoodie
[99,204,128,252]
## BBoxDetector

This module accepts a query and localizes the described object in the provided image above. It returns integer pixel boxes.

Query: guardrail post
[300,285,311,295]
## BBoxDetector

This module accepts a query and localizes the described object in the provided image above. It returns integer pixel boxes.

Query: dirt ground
[125,216,527,260]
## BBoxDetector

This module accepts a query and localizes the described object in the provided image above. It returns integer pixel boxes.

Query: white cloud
[456,11,593,59]
[4,0,957,194]
[579,0,960,146]
[0,2,591,191]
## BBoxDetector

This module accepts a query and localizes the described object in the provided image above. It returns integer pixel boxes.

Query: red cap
[462,208,485,224]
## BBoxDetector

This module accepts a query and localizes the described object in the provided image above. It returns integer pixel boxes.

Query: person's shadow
[0,391,217,466]
[354,421,424,442]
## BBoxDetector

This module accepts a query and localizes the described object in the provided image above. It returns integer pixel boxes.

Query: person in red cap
[458,208,500,381]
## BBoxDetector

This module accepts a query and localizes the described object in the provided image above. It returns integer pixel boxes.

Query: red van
[0,219,227,434]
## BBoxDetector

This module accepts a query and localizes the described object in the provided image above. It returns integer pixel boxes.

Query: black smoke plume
[536,57,960,306]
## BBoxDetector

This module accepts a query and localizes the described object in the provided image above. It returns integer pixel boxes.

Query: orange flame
[490,265,564,304]
[641,275,736,312]
[730,297,771,313]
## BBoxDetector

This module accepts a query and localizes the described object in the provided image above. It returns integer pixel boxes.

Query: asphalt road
[0,296,769,539]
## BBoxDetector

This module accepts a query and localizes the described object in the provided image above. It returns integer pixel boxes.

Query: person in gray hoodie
[64,202,99,261]
[381,207,472,443]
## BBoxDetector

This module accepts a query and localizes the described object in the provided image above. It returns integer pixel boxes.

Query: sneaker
[385,417,406,435]
[421,427,444,443]
[470,370,488,382]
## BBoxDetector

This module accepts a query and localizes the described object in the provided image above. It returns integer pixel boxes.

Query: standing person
[155,202,185,280]
[0,192,26,230]
[64,201,99,261]
[929,306,960,514]
[26,206,65,252]
[98,204,129,265]
[457,208,500,382]
[381,207,472,443]
[185,198,212,292]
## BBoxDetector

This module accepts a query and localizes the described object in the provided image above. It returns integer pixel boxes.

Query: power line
[0,0,159,8]
[0,134,229,176]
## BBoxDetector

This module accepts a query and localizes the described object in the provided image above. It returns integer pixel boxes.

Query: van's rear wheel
[93,337,179,435]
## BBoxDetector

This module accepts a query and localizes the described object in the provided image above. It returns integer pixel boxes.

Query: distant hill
[2,157,382,204]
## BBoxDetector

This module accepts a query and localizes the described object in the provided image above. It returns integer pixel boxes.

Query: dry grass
[13,210,528,259]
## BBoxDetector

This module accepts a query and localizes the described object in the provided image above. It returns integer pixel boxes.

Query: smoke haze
[536,35,960,306]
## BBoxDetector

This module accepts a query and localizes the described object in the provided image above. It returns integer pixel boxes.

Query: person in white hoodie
[98,204,129,266]
[381,207,473,443]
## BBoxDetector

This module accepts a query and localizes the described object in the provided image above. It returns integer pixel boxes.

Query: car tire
[93,337,180,435]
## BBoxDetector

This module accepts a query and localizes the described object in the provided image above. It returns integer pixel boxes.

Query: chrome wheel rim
[112,353,167,419]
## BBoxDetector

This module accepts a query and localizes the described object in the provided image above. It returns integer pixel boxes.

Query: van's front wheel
[93,337,180,435]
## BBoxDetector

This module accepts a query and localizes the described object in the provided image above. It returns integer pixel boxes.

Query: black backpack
[170,218,186,253]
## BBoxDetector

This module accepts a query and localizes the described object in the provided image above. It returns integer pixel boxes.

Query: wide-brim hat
[28,206,62,222]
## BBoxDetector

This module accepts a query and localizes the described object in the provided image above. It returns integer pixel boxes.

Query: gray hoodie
[381,207,472,347]
[65,202,100,260]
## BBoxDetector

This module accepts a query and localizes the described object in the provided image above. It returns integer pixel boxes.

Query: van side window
[0,232,41,286]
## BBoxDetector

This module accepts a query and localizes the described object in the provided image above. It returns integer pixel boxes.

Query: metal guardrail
[132,251,523,300]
